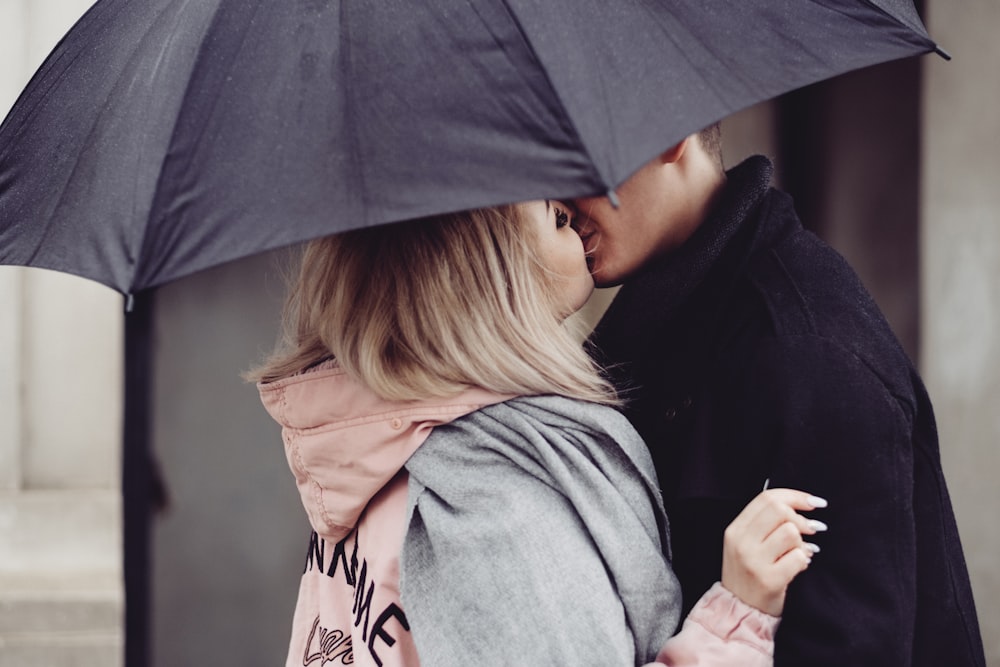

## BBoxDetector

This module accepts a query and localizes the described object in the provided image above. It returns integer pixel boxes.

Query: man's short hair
[697,122,724,171]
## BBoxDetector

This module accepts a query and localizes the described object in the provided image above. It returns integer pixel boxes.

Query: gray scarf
[401,395,682,665]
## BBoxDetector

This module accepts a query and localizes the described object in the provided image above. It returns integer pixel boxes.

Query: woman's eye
[554,207,570,229]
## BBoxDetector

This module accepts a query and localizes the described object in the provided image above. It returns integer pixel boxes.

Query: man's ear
[659,135,692,165]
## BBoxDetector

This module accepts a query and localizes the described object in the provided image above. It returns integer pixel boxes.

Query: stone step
[0,489,124,666]
[0,581,122,634]
[0,490,121,576]
[0,631,121,667]
[0,577,123,667]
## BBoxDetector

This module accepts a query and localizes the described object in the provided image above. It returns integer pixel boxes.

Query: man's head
[572,125,726,287]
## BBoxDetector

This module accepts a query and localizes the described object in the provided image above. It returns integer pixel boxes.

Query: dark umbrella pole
[123,291,155,667]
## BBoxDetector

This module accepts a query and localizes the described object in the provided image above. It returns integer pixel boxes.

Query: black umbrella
[0,0,941,296]
[0,4,943,665]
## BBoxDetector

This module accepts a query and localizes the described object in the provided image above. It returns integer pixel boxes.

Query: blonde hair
[246,205,617,405]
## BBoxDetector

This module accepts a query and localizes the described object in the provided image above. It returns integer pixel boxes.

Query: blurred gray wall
[923,2,1000,663]
[774,56,923,362]
[149,252,309,667]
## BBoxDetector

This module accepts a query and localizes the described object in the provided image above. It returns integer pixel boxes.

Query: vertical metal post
[122,291,154,667]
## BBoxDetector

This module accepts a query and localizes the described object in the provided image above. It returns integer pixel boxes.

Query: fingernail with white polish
[804,542,821,554]
[807,519,828,532]
[808,495,829,509]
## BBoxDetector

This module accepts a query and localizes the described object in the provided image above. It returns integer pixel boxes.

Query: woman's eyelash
[554,208,569,228]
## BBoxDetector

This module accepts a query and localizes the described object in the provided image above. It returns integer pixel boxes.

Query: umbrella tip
[606,188,621,209]
[934,44,952,61]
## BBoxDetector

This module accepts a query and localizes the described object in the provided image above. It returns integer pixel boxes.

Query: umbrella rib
[19,0,200,289]
[633,0,739,111]
[483,0,611,191]
[136,0,266,289]
[147,0,261,192]
[0,0,125,164]
[814,0,940,57]
[583,46,622,189]
[339,1,372,227]
[857,0,935,41]
[129,0,212,286]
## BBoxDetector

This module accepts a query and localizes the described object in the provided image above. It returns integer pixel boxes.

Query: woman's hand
[721,488,828,616]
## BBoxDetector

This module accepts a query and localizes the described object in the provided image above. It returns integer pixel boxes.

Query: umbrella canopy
[0,0,939,294]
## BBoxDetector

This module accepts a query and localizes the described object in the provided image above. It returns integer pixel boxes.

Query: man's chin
[592,276,622,289]
[590,265,625,289]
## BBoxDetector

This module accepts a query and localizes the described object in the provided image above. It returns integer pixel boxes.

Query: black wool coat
[590,157,985,666]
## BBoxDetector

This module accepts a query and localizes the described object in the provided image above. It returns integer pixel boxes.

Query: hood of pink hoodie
[258,360,510,544]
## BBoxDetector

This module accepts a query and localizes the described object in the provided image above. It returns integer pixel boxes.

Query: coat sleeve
[650,583,779,667]
[401,431,782,667]
[712,333,918,666]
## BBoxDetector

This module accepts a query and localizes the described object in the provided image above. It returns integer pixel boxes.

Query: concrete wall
[0,1,125,665]
[922,3,1000,663]
[774,57,923,361]
[149,253,309,667]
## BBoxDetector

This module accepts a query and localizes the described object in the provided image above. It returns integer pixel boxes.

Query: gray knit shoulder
[400,395,680,665]
[409,395,659,492]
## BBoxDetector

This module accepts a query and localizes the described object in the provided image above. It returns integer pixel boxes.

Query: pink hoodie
[259,360,780,667]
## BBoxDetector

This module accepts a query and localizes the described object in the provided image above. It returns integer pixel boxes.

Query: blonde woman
[248,201,826,667]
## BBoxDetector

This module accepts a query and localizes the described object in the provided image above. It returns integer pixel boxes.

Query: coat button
[664,407,678,421]
[682,396,693,409]
[390,418,403,430]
